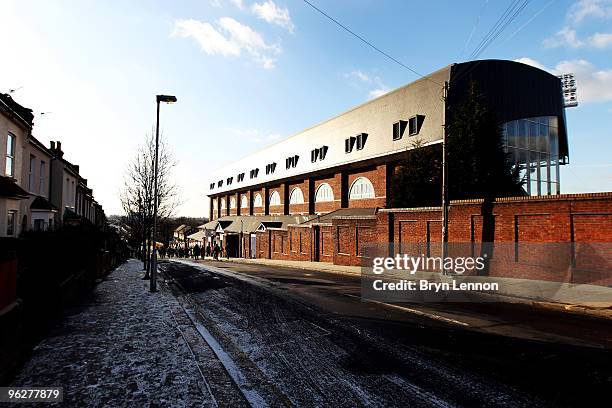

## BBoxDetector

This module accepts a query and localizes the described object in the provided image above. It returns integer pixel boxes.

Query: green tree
[389,139,442,208]
[447,81,523,200]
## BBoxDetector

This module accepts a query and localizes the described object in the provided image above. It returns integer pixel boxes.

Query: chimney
[74,165,80,173]
[52,140,64,158]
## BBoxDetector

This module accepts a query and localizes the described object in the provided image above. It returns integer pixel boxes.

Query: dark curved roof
[449,60,569,160]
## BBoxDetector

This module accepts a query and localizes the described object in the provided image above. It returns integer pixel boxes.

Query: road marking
[344,294,470,327]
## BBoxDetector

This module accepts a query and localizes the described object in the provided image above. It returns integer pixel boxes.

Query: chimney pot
[50,141,56,149]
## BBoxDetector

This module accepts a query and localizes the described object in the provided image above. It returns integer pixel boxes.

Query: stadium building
[203,59,571,260]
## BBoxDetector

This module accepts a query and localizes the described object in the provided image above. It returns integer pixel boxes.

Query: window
[240,195,248,208]
[356,133,368,150]
[227,177,233,185]
[253,193,263,207]
[29,155,35,191]
[5,133,15,177]
[40,161,45,195]
[349,177,375,200]
[6,210,16,236]
[345,137,356,153]
[218,180,223,187]
[212,200,217,210]
[238,173,245,182]
[409,115,424,136]
[289,187,304,204]
[250,168,259,179]
[265,162,277,175]
[269,191,281,206]
[314,183,334,202]
[347,134,368,152]
[285,155,299,169]
[310,146,329,162]
[393,120,408,140]
[229,197,236,209]
[220,198,226,209]
[210,183,215,190]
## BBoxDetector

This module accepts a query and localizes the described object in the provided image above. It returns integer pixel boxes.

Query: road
[159,259,612,407]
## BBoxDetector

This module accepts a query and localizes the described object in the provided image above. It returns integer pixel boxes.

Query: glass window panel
[517,120,527,149]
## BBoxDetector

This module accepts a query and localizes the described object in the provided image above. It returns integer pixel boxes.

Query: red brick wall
[347,165,387,209]
[268,184,284,215]
[252,188,265,216]
[320,225,334,262]
[366,193,612,285]
[288,180,309,215]
[314,174,342,214]
[333,217,377,266]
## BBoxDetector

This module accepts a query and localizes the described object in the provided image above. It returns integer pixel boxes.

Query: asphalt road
[160,259,612,407]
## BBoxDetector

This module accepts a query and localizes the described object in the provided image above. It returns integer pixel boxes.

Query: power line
[460,0,490,60]
[472,0,532,59]
[300,0,442,86]
[468,0,522,59]
[503,0,555,43]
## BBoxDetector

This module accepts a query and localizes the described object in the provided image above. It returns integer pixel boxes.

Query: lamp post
[151,94,177,292]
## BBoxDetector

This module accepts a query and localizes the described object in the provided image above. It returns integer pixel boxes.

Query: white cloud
[588,32,612,47]
[515,57,612,103]
[229,0,245,10]
[568,0,612,24]
[367,76,391,100]
[545,1,612,48]
[172,17,281,69]
[344,70,370,83]
[251,1,295,33]
[172,19,240,56]
[544,26,584,48]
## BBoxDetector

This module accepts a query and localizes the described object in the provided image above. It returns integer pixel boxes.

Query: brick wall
[252,188,265,216]
[347,165,387,209]
[368,193,612,285]
[268,184,285,215]
[314,174,342,214]
[332,217,377,266]
[288,180,309,215]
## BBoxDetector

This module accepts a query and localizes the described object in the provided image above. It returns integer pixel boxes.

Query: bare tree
[120,131,180,276]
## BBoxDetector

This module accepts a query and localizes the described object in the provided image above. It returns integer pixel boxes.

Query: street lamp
[151,94,177,292]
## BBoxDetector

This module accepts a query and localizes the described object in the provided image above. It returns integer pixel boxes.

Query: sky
[0,0,610,217]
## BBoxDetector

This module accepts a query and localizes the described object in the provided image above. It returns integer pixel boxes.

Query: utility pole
[441,81,449,274]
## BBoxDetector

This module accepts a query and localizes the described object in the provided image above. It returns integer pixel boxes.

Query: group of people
[158,242,230,261]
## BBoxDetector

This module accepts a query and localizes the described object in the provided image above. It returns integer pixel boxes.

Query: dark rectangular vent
[393,120,408,141]
[286,155,299,169]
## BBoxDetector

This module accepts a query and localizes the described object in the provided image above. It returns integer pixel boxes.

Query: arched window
[220,198,226,209]
[212,200,217,210]
[269,191,281,206]
[240,195,248,208]
[289,187,304,204]
[253,193,263,207]
[230,197,236,209]
[349,177,375,200]
[315,183,334,202]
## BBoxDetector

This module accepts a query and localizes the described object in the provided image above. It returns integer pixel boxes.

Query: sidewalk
[10,259,243,407]
[201,256,612,319]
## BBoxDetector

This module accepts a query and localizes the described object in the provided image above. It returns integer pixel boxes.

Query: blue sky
[1,0,610,216]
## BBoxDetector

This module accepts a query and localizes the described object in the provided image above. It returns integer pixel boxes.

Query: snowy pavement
[10,259,246,407]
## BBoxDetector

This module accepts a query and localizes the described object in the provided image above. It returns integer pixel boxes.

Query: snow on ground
[11,259,216,407]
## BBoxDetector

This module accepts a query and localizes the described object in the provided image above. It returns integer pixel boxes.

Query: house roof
[30,195,58,211]
[0,176,29,199]
[0,93,34,128]
[299,208,377,225]
[187,230,206,241]
[204,215,315,234]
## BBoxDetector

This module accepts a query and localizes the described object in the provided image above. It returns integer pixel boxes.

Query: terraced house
[0,93,105,237]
